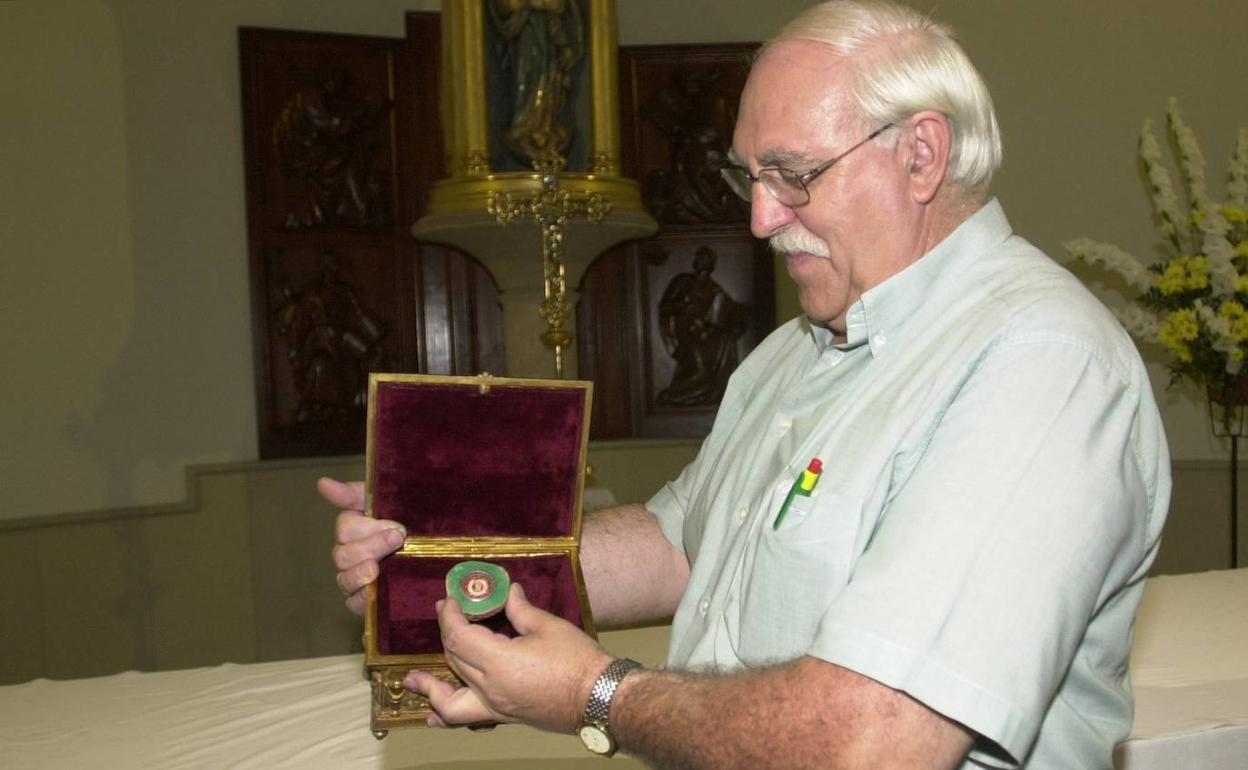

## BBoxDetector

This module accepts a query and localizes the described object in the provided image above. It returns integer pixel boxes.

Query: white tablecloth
[2,570,1245,768]
[1116,568,1248,769]
[0,625,671,770]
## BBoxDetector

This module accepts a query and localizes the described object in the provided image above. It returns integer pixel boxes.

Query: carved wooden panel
[265,245,398,428]
[579,43,769,439]
[635,231,772,436]
[242,18,503,458]
[244,33,398,233]
[624,46,754,227]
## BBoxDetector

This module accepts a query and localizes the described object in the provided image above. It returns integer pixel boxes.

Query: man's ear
[906,111,951,204]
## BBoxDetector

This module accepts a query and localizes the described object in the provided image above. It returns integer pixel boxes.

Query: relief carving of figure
[277,252,387,423]
[657,246,748,407]
[272,69,390,229]
[642,68,748,224]
[487,0,585,167]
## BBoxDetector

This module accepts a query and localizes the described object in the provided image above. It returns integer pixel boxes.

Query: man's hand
[318,477,406,616]
[406,583,613,733]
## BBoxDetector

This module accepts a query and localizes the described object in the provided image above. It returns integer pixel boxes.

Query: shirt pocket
[732,487,863,664]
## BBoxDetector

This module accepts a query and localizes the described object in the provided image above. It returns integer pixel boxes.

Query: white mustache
[769,227,830,258]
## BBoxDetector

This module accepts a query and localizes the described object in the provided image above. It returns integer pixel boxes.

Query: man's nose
[750,188,796,239]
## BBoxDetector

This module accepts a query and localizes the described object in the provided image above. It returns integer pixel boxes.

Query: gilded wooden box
[363,373,596,736]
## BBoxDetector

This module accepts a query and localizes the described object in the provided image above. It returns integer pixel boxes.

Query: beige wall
[1,1,135,515]
[0,454,1230,685]
[0,444,702,684]
[4,2,1247,529]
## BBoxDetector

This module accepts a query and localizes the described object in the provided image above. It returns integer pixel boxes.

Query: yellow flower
[1157,260,1188,295]
[1237,274,1248,294]
[1159,308,1199,361]
[1185,255,1209,289]
[1190,209,1207,226]
[1222,205,1248,224]
[1219,301,1248,341]
[1237,240,1248,258]
[1156,256,1210,294]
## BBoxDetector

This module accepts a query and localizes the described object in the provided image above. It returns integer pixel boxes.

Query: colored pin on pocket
[773,458,823,531]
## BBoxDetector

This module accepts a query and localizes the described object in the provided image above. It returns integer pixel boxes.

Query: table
[2,571,1244,768]
[1115,568,1248,769]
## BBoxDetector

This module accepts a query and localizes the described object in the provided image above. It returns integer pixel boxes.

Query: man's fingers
[442,646,488,690]
[406,671,497,727]
[321,478,402,618]
[345,589,368,617]
[317,477,365,509]
[437,599,502,684]
[336,559,379,595]
[335,510,405,547]
[332,510,405,576]
[502,583,545,636]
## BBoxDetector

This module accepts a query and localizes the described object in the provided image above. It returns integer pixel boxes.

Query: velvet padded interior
[377,554,584,655]
[371,381,586,537]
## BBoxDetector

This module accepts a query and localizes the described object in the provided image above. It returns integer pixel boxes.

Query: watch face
[579,724,613,755]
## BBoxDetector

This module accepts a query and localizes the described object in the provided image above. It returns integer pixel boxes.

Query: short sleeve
[647,464,695,552]
[808,337,1154,766]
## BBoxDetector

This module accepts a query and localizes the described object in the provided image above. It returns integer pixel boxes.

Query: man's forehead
[729,104,853,169]
[731,41,855,167]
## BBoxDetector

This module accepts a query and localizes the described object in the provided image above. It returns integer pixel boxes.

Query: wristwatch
[578,657,642,757]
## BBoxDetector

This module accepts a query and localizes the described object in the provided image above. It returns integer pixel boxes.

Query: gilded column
[441,1,490,177]
[588,0,620,176]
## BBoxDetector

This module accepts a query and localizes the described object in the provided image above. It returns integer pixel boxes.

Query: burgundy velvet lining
[377,555,585,655]
[372,382,585,537]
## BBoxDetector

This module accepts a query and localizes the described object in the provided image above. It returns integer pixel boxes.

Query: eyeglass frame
[720,123,895,207]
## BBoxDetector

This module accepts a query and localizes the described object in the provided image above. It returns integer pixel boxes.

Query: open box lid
[365,373,592,540]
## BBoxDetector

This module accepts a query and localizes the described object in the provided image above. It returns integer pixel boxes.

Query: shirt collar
[806,198,1013,357]
[807,304,868,353]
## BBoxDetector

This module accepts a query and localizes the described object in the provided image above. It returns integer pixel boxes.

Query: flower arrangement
[1065,100,1248,404]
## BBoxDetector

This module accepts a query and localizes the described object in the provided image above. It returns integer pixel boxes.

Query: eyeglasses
[720,124,894,207]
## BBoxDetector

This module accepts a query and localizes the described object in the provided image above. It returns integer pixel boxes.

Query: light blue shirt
[647,200,1171,768]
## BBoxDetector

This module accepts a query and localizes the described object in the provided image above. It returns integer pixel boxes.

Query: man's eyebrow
[758,149,812,168]
[727,148,812,169]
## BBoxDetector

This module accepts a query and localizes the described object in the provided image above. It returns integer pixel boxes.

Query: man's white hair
[770,0,1002,194]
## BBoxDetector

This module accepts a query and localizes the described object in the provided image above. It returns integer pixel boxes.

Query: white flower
[1167,98,1212,216]
[1113,304,1160,344]
[1070,102,1248,388]
[1140,120,1189,253]
[1062,238,1153,293]
[1200,208,1238,296]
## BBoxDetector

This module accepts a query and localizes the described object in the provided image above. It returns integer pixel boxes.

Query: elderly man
[324,1,1170,767]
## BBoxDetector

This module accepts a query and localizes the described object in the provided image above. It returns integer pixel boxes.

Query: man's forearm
[581,504,689,628]
[609,656,973,770]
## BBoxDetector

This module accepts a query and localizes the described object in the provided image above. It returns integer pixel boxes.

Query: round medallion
[445,560,511,620]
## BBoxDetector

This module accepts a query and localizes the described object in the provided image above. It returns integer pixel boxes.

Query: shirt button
[699,598,711,615]
[873,333,887,347]
[738,506,749,523]
[777,418,792,432]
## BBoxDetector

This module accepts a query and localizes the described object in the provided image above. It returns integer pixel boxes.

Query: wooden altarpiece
[240,15,504,458]
[579,43,773,439]
[241,14,771,454]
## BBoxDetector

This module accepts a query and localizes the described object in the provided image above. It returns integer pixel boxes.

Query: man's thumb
[505,583,542,635]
